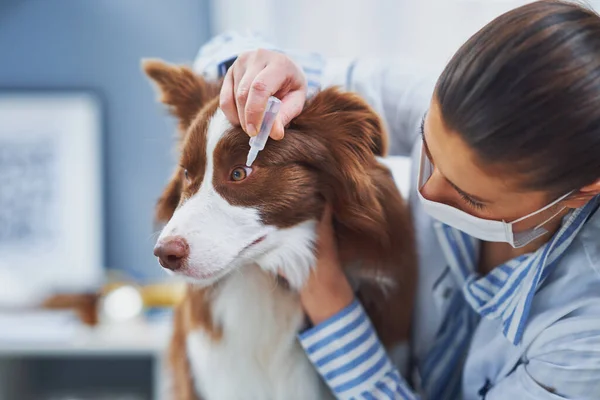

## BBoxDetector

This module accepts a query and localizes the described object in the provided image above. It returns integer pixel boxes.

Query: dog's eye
[230,166,251,182]
[184,169,190,181]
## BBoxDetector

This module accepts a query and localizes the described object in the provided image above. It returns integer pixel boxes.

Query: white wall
[209,0,546,69]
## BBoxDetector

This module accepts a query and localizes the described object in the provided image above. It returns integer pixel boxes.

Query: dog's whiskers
[148,230,162,242]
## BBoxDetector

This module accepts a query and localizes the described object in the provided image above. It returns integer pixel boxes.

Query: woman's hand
[300,206,355,325]
[220,49,307,140]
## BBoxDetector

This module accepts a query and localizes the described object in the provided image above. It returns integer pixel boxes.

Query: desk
[0,318,171,400]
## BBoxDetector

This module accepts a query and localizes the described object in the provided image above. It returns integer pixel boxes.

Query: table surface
[0,317,171,357]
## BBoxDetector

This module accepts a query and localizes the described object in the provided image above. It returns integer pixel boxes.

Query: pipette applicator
[246,96,282,167]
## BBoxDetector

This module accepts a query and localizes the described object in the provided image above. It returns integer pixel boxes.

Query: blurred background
[0,0,596,399]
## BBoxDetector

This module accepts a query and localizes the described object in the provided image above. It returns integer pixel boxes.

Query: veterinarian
[193,1,600,399]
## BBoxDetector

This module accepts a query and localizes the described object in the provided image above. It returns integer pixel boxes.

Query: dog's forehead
[177,102,323,227]
[205,109,232,153]
[181,103,232,177]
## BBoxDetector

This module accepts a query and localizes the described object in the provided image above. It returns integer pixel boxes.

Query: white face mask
[417,145,571,248]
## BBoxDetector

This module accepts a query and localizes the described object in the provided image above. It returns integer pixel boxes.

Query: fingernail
[272,121,284,140]
[247,124,257,136]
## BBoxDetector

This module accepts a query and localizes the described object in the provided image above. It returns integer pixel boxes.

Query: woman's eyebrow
[420,115,491,204]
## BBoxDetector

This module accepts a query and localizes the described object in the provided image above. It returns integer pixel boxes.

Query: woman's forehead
[424,100,527,204]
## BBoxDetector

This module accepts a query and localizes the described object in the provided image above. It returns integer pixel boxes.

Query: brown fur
[144,59,220,133]
[168,298,198,400]
[168,286,220,400]
[156,168,184,223]
[145,60,416,399]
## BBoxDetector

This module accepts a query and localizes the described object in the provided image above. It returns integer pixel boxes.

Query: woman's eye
[459,192,485,210]
[230,166,251,182]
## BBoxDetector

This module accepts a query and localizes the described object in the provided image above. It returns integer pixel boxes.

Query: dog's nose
[154,236,189,271]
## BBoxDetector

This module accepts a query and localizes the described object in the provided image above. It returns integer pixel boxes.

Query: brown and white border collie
[144,60,417,400]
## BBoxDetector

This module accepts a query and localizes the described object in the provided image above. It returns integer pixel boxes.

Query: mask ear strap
[533,206,567,230]
[512,191,574,224]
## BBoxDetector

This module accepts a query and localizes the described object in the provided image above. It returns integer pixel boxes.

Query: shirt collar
[434,196,600,345]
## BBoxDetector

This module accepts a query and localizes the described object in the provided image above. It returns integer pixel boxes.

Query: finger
[231,62,249,133]
[269,89,306,140]
[315,205,337,264]
[320,204,333,226]
[270,118,285,140]
[244,65,291,137]
[236,63,266,135]
[277,89,306,127]
[317,205,334,240]
[219,67,239,126]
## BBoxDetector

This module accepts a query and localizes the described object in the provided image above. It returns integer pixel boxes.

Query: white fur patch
[254,219,318,289]
[186,266,332,400]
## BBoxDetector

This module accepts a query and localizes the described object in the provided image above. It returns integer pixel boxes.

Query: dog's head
[145,60,395,289]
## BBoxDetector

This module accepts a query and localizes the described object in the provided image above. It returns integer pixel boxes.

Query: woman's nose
[420,168,450,203]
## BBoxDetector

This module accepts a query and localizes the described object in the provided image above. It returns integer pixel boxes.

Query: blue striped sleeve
[298,300,419,400]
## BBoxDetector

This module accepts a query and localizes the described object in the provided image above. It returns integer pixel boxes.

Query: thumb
[271,89,305,140]
[271,118,285,141]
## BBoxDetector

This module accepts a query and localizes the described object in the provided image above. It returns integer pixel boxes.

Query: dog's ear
[350,165,417,348]
[291,89,416,349]
[290,88,389,242]
[293,88,388,156]
[143,59,220,133]
[155,167,183,223]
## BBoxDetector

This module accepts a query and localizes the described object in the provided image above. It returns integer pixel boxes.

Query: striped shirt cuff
[298,300,418,400]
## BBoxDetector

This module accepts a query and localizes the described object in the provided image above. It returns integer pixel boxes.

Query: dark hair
[436,0,600,196]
